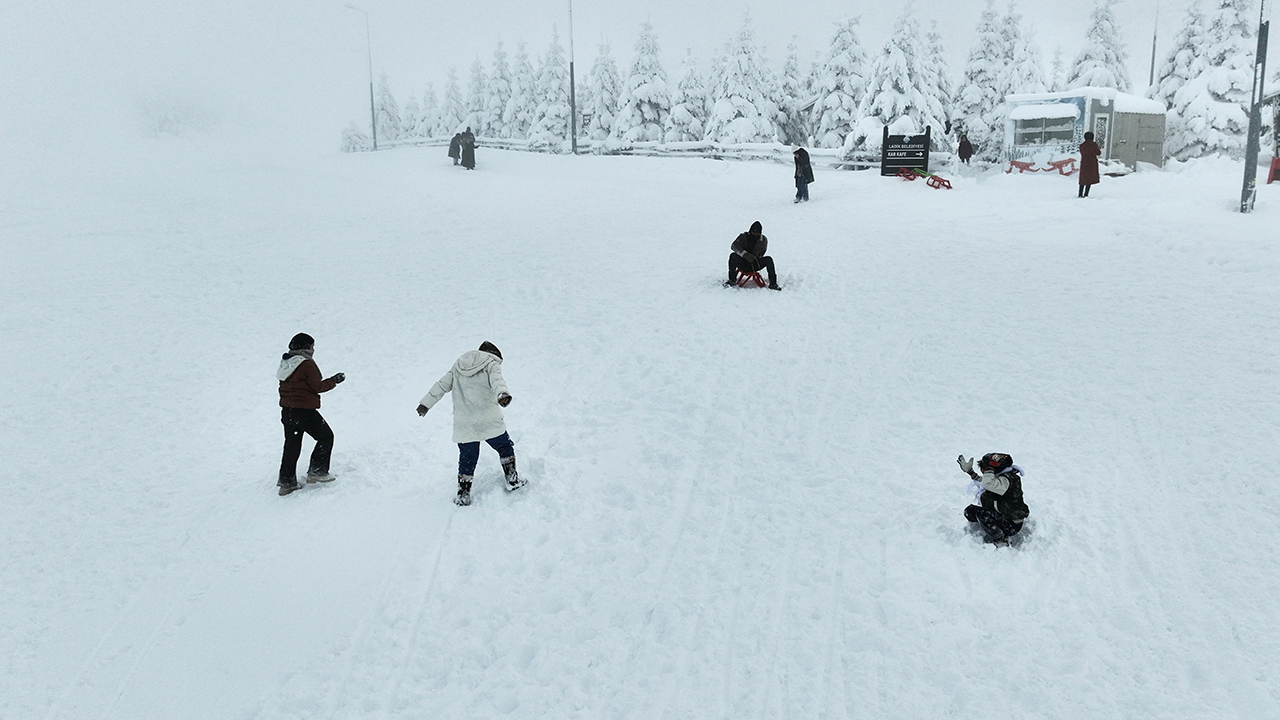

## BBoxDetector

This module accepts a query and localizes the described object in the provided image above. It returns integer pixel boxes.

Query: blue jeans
[458,432,514,476]
[795,178,809,201]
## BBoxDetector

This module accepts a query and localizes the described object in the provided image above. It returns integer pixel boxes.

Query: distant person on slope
[460,127,477,170]
[276,333,345,496]
[957,134,974,165]
[1078,131,1102,198]
[724,221,781,290]
[417,342,524,506]
[793,147,814,203]
[957,453,1030,544]
[448,133,462,166]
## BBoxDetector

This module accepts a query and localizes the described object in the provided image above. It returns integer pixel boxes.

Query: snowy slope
[1,138,1278,720]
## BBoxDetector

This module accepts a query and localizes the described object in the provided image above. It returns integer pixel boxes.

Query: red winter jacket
[278,355,336,409]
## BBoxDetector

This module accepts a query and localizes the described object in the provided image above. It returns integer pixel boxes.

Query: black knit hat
[289,333,315,350]
[750,221,763,234]
[978,453,1013,473]
[479,341,502,360]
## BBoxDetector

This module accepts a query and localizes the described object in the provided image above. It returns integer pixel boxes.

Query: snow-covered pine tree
[857,5,946,147]
[466,58,488,134]
[813,17,868,149]
[402,94,422,138]
[485,43,513,139]
[503,42,537,139]
[665,49,708,143]
[610,22,670,145]
[585,42,622,146]
[997,5,1048,98]
[954,0,1007,160]
[778,39,810,145]
[1049,47,1066,92]
[420,84,440,138]
[375,72,403,142]
[1067,0,1131,91]
[528,30,572,152]
[923,22,956,133]
[1150,1,1204,112]
[341,120,372,152]
[1166,0,1255,160]
[438,66,465,137]
[704,15,785,144]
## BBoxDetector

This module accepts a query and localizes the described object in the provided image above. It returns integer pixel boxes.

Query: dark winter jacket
[460,132,476,168]
[1078,140,1102,185]
[448,135,462,159]
[731,232,769,271]
[979,467,1030,524]
[278,354,337,409]
[958,139,974,161]
[793,149,814,184]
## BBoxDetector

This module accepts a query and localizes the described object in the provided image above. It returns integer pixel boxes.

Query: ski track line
[40,482,260,720]
[651,487,740,720]
[819,535,850,720]
[310,533,423,720]
[605,344,731,719]
[379,505,458,720]
[756,516,802,720]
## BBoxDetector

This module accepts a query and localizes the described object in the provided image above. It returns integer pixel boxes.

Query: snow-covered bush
[341,120,372,152]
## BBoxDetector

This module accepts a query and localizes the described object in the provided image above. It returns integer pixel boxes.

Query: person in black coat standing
[793,147,814,203]
[460,127,476,170]
[448,133,462,165]
[957,134,974,165]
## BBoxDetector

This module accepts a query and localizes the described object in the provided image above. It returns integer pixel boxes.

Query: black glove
[498,393,512,408]
[332,373,346,384]
[417,404,429,416]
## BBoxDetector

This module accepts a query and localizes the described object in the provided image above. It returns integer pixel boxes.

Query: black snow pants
[279,407,334,485]
[964,505,1023,543]
[728,254,777,286]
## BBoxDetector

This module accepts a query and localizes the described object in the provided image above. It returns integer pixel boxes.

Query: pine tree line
[346,0,1261,162]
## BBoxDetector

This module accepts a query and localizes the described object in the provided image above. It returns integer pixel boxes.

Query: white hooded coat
[420,350,510,443]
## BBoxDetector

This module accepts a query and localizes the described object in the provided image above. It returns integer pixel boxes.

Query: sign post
[1241,0,1270,213]
[881,126,932,176]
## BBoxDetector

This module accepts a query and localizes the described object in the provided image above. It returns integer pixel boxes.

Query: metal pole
[568,0,578,154]
[346,4,378,151]
[1149,2,1159,88]
[1241,0,1270,213]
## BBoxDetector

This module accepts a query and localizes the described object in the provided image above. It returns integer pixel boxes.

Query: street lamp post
[568,0,578,154]
[345,4,378,151]
[1241,0,1270,213]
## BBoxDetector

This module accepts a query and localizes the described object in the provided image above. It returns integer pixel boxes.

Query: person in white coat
[417,341,524,505]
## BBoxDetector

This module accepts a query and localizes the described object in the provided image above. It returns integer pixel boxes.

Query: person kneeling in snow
[417,342,524,506]
[723,221,781,290]
[957,453,1029,544]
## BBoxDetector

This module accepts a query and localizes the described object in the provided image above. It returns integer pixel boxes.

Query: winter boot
[278,482,301,496]
[306,472,336,484]
[455,475,473,506]
[502,456,526,491]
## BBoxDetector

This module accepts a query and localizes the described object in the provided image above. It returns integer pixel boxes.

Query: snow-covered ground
[2,137,1278,720]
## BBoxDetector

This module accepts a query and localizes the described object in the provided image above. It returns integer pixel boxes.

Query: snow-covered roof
[1009,103,1080,121]
[1007,86,1165,115]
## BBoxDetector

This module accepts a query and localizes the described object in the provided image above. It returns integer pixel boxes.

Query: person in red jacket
[1078,131,1102,198]
[276,333,345,496]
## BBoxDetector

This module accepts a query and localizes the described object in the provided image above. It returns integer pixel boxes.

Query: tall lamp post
[568,0,578,154]
[1241,0,1270,212]
[345,4,378,151]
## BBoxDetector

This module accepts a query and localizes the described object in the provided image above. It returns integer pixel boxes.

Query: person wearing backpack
[417,341,524,506]
[793,147,814,203]
[957,452,1030,544]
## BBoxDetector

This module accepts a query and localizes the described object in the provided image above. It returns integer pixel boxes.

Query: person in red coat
[1078,131,1102,198]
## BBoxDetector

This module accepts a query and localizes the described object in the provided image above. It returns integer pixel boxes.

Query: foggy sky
[1,0,1272,149]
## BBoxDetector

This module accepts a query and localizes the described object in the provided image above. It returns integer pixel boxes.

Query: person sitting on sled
[957,452,1029,543]
[723,221,781,290]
